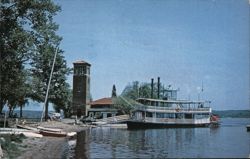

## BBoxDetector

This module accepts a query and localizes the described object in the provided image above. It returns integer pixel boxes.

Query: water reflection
[79,118,250,158]
[75,130,90,159]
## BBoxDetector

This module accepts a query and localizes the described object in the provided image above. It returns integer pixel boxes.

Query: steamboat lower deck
[127,120,210,129]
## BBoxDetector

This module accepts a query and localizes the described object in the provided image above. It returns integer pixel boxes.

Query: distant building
[72,60,91,117]
[88,97,117,119]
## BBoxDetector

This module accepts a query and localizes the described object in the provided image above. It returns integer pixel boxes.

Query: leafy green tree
[0,0,71,120]
[138,83,152,99]
[0,1,33,114]
[112,96,142,115]
[121,80,166,100]
[121,81,140,100]
[119,80,169,114]
[6,69,30,117]
[30,47,71,120]
[51,84,72,118]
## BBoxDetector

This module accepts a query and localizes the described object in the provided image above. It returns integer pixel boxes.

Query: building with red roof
[87,97,117,119]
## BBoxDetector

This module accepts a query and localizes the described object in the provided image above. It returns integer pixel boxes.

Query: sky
[46,0,249,110]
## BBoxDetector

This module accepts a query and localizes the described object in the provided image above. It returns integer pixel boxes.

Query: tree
[30,48,71,120]
[121,81,140,100]
[26,1,72,120]
[0,1,33,114]
[121,80,165,100]
[111,84,117,98]
[0,0,71,119]
[118,80,169,115]
[52,86,72,118]
[112,96,142,115]
[6,69,30,117]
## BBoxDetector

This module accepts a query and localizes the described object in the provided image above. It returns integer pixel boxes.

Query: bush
[0,134,26,158]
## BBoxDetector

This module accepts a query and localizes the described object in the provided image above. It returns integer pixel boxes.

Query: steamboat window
[176,113,184,119]
[156,113,164,118]
[169,113,175,118]
[164,113,175,118]
[195,113,209,119]
[184,113,193,119]
[107,113,112,118]
[146,112,153,117]
[155,113,176,118]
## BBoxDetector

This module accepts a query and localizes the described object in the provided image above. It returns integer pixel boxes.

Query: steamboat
[127,78,219,129]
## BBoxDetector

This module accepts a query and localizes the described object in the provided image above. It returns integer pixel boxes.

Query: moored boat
[127,98,214,129]
[39,130,67,137]
[37,126,67,137]
[127,81,218,129]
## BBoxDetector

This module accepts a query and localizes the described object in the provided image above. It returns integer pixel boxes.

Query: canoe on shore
[17,124,71,137]
[0,128,35,132]
[39,130,67,137]
[18,125,63,133]
[1,127,42,138]
[0,131,43,138]
[17,124,39,132]
[37,126,62,132]
[37,126,67,137]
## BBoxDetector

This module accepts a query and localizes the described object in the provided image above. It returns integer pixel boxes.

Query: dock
[247,125,250,131]
[93,115,129,126]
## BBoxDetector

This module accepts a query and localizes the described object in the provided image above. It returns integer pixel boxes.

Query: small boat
[0,131,43,138]
[17,125,67,137]
[39,130,67,137]
[0,127,42,138]
[17,124,39,132]
[210,114,220,126]
[37,126,62,132]
[37,126,67,137]
[0,128,36,132]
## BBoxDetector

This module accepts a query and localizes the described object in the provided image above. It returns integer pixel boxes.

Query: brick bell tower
[72,60,91,117]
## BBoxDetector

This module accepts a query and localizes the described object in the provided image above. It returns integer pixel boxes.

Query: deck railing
[134,117,210,124]
[135,105,211,113]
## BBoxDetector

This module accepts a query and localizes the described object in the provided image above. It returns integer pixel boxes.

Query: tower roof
[73,60,91,66]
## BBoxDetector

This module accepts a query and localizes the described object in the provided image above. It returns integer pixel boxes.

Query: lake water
[76,118,250,158]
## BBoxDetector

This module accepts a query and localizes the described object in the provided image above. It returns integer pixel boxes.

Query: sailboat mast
[40,47,59,123]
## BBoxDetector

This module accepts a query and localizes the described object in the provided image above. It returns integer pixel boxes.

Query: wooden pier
[93,115,129,126]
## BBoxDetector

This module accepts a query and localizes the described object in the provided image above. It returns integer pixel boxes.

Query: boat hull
[39,130,67,137]
[127,120,210,129]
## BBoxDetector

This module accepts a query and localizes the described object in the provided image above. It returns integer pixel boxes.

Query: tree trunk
[45,101,49,121]
[20,105,23,118]
[8,106,13,117]
[0,99,3,114]
[0,50,2,114]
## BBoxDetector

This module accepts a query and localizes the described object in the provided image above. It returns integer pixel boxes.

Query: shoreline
[9,120,90,159]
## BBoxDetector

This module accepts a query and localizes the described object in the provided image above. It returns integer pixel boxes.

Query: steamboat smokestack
[151,78,154,99]
[157,77,160,99]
